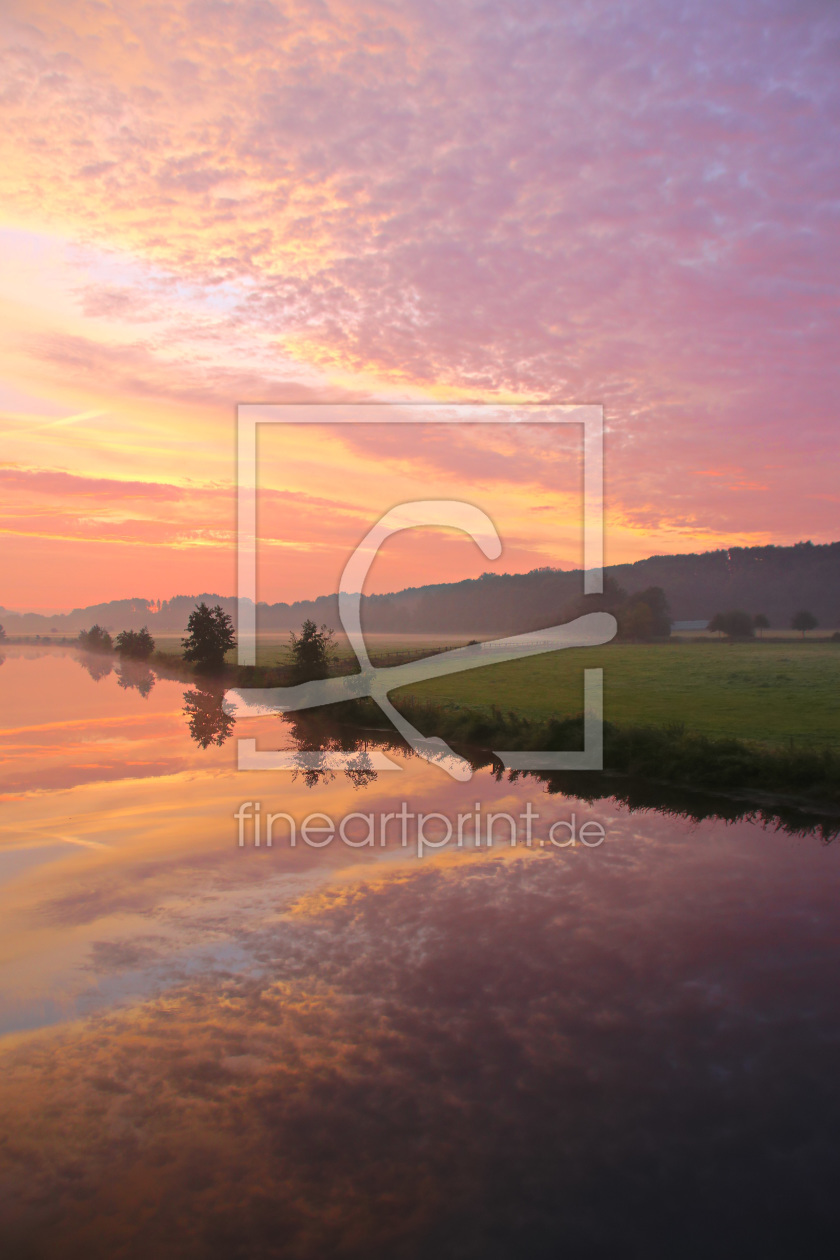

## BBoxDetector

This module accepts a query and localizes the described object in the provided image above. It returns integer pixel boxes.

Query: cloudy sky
[1,0,838,609]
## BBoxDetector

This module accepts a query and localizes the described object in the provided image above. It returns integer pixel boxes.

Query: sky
[1,0,838,611]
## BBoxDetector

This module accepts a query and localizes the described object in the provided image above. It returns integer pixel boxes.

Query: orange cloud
[0,0,837,607]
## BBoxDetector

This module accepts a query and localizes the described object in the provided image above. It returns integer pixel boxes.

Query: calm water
[1,645,840,1257]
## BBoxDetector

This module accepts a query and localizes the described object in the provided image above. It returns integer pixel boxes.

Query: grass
[28,630,839,755]
[150,635,840,751]
[392,641,840,750]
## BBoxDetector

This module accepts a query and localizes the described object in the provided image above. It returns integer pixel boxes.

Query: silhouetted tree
[619,600,654,641]
[791,609,817,637]
[181,603,236,672]
[708,610,754,639]
[289,619,334,683]
[753,613,770,637]
[563,579,670,640]
[561,574,627,624]
[182,686,236,747]
[618,586,671,639]
[633,586,671,636]
[78,624,113,652]
[115,626,155,659]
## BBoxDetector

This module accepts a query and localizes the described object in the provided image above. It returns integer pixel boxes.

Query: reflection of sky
[2,649,840,1254]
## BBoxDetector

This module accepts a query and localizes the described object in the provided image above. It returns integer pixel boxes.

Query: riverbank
[393,699,840,817]
[10,635,839,750]
[12,642,839,820]
[250,686,840,821]
[152,638,840,750]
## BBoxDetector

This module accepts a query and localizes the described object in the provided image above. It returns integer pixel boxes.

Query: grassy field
[15,632,839,751]
[392,641,840,750]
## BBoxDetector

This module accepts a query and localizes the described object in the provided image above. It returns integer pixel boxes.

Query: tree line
[707,609,819,638]
[77,603,238,670]
[71,593,828,680]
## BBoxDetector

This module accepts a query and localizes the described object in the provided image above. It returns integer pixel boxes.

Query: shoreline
[7,641,839,824]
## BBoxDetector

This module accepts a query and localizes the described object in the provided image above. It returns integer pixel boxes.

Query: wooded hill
[3,541,837,636]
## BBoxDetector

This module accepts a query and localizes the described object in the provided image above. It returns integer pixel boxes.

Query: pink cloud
[0,0,838,606]
[0,468,183,501]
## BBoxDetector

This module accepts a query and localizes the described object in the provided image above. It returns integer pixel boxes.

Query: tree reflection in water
[180,693,385,783]
[77,652,113,682]
[116,661,156,698]
[182,685,236,748]
[284,708,381,788]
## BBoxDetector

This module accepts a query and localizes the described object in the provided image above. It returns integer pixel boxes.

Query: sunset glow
[2,0,838,609]
[3,7,840,1250]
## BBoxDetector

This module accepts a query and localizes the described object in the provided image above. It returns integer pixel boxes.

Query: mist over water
[2,646,840,1258]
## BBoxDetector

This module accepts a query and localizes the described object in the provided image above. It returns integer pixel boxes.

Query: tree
[707,610,754,639]
[753,613,770,637]
[181,603,237,672]
[561,574,627,623]
[289,619,335,683]
[791,609,817,637]
[618,586,671,639]
[0,623,5,641]
[78,624,113,652]
[114,626,156,659]
[619,600,654,641]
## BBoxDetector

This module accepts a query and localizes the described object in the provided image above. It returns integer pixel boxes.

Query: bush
[114,626,155,659]
[289,619,335,683]
[78,624,113,653]
[708,610,754,638]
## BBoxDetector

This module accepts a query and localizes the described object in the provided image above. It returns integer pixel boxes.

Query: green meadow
[392,641,840,750]
[49,628,840,753]
[149,632,838,750]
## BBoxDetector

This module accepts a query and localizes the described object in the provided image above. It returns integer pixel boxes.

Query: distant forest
[3,541,838,636]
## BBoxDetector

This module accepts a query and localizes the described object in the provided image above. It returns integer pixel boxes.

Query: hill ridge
[3,540,838,634]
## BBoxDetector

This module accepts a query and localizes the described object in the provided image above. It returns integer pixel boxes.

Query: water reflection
[116,660,156,697]
[276,707,840,839]
[2,836,840,1258]
[182,684,236,747]
[77,650,113,682]
[284,708,384,787]
[3,646,840,1257]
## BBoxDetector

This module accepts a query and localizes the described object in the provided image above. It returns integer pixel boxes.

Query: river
[1,645,839,1257]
